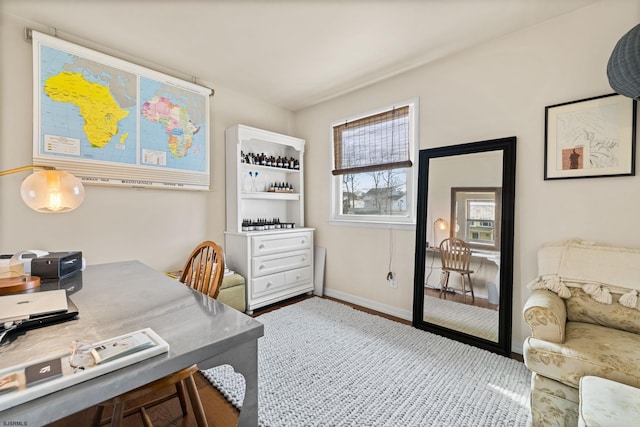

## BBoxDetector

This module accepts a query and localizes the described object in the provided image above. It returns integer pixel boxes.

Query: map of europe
[39,44,207,173]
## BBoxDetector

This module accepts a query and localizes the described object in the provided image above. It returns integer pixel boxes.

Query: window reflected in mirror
[450,187,501,251]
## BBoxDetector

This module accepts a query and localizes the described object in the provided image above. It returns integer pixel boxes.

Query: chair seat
[442,267,474,274]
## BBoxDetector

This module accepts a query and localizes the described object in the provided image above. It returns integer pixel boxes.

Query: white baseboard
[322,288,524,356]
[323,288,413,321]
[511,341,523,355]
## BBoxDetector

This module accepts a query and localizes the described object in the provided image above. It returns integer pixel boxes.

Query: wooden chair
[439,237,475,304]
[92,241,225,426]
[179,240,225,298]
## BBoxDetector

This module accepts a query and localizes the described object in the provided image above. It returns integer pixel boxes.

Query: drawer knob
[259,244,265,249]
[296,275,301,279]
[301,257,306,262]
[301,239,306,244]
[259,265,265,270]
[266,282,272,288]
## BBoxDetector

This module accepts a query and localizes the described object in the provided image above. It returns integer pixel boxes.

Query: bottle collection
[241,151,299,170]
[268,182,294,193]
[241,218,295,232]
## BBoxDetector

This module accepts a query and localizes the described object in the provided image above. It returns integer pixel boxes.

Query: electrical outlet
[388,273,397,288]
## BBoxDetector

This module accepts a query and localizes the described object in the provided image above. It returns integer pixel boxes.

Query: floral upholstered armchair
[523,239,640,427]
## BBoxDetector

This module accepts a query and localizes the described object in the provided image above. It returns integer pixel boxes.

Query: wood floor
[47,293,520,426]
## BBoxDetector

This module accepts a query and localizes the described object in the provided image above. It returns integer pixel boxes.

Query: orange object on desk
[0,276,41,295]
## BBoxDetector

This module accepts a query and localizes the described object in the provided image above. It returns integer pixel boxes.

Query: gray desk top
[0,260,264,424]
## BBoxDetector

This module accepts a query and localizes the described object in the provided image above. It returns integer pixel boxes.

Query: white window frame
[329,97,419,230]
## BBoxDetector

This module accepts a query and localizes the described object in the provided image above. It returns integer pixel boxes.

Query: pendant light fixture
[0,166,85,213]
[607,23,640,100]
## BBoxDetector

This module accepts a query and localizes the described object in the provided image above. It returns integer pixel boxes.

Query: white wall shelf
[242,164,301,174]
[225,124,314,313]
[241,192,300,201]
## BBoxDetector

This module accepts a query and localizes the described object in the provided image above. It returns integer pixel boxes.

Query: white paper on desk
[0,328,169,412]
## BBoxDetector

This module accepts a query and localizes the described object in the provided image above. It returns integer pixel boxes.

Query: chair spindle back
[179,241,225,298]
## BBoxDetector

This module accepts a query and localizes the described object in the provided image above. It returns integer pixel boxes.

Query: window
[450,187,501,251]
[330,98,418,228]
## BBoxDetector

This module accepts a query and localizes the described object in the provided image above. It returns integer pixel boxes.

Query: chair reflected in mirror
[438,237,474,304]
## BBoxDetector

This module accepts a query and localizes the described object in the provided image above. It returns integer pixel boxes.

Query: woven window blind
[332,105,412,176]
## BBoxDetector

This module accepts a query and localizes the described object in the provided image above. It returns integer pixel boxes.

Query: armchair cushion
[528,239,640,310]
[524,321,640,389]
[566,287,640,335]
[524,290,567,343]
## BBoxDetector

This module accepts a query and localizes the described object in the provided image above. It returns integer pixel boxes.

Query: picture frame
[544,93,637,180]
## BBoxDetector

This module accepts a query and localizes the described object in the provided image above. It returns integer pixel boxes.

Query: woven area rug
[423,296,499,342]
[201,297,530,426]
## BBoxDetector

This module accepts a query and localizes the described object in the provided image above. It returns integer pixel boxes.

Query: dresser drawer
[252,232,312,256]
[251,266,313,298]
[251,272,286,298]
[284,266,312,285]
[252,249,311,278]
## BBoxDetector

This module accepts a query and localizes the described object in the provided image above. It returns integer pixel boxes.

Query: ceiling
[2,0,599,111]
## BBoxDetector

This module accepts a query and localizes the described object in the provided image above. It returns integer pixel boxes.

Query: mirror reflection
[422,151,502,342]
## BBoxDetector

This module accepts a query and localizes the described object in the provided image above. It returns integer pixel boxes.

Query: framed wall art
[544,93,637,180]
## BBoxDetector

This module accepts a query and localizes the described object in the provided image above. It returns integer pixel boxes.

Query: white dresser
[225,229,314,313]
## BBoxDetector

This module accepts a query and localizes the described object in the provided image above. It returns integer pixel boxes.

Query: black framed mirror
[412,137,516,356]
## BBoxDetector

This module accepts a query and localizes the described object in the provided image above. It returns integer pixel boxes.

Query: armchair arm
[523,289,567,343]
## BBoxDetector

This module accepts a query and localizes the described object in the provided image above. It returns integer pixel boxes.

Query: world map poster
[32,30,211,190]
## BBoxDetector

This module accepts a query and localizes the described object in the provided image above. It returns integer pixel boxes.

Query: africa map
[40,45,137,165]
[139,78,207,171]
[36,31,209,188]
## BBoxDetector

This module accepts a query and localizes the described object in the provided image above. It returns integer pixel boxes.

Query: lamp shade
[432,217,449,248]
[20,170,85,213]
[607,23,640,100]
[434,218,448,231]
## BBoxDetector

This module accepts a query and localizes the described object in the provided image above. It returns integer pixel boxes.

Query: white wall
[294,0,640,351]
[0,12,294,272]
